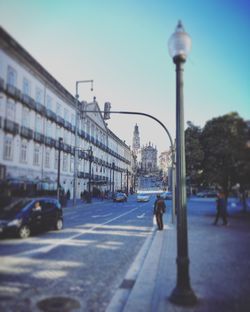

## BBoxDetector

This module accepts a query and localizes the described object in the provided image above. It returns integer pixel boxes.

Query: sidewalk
[107,198,250,312]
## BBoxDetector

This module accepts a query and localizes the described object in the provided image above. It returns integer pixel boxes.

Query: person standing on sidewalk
[213,190,228,225]
[154,194,166,230]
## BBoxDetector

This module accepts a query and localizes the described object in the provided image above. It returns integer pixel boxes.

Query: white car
[137,193,150,202]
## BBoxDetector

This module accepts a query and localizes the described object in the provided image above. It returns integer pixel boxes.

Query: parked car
[160,191,172,200]
[0,197,63,238]
[113,192,127,202]
[196,191,218,198]
[137,193,150,202]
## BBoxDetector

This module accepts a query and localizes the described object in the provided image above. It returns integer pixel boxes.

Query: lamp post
[126,168,129,195]
[73,79,93,206]
[87,146,93,203]
[57,137,63,200]
[112,162,115,197]
[168,21,197,306]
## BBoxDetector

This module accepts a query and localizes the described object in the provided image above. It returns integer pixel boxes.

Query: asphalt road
[0,195,160,312]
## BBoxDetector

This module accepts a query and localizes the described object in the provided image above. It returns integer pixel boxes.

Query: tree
[185,121,204,191]
[200,112,249,197]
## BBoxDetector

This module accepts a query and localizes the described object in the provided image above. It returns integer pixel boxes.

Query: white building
[0,27,132,198]
[141,142,158,173]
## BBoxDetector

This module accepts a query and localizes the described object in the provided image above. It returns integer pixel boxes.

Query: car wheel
[18,225,31,239]
[55,218,63,230]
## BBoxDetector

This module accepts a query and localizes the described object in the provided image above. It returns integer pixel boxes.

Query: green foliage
[185,113,250,193]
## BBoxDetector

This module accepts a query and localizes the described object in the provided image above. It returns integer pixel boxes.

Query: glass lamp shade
[168,21,192,60]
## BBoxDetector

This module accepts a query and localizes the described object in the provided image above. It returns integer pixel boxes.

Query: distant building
[141,142,158,173]
[159,150,172,174]
[132,123,140,155]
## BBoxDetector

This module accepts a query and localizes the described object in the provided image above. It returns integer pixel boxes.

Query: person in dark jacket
[154,194,166,230]
[213,190,228,225]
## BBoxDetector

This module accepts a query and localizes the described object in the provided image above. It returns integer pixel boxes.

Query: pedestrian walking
[213,190,228,225]
[153,194,166,230]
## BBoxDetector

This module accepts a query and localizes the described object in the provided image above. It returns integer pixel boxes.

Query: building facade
[141,142,158,173]
[0,27,132,199]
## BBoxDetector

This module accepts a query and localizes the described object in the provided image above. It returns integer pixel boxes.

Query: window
[35,114,43,133]
[35,88,43,103]
[6,98,15,120]
[3,135,13,160]
[46,120,52,137]
[63,153,68,172]
[64,129,70,145]
[7,65,17,86]
[64,108,69,121]
[22,107,30,127]
[46,95,52,110]
[56,125,62,140]
[54,152,58,170]
[71,113,75,127]
[56,103,61,116]
[86,120,90,134]
[91,124,95,137]
[20,139,28,163]
[45,148,50,168]
[70,156,74,173]
[33,144,40,166]
[23,78,30,95]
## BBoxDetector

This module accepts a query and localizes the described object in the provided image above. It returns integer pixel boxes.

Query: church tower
[132,124,140,155]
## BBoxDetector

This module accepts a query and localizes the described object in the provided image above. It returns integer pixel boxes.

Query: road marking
[92,213,113,218]
[137,213,146,219]
[11,207,140,257]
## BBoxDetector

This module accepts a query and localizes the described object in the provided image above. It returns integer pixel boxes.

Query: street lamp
[112,162,115,197]
[57,137,63,200]
[73,79,93,206]
[168,21,197,305]
[87,146,94,203]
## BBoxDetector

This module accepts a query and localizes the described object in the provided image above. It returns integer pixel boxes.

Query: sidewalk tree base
[169,286,197,306]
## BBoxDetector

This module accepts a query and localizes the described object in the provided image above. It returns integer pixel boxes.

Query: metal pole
[126,169,129,195]
[169,57,197,306]
[88,147,93,203]
[112,162,115,196]
[73,80,94,207]
[57,137,63,200]
[73,83,79,207]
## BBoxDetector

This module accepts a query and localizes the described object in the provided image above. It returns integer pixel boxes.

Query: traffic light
[104,102,111,120]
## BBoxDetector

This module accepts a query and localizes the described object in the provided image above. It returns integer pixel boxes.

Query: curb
[106,227,157,312]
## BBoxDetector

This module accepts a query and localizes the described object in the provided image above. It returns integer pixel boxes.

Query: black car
[0,197,63,238]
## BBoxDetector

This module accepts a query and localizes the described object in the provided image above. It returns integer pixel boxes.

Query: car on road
[196,191,218,198]
[136,193,150,202]
[0,197,63,238]
[160,191,172,200]
[113,192,127,202]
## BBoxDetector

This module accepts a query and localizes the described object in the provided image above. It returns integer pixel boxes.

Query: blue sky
[0,0,249,153]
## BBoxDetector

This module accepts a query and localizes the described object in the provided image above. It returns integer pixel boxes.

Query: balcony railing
[45,108,57,121]
[34,131,45,143]
[20,126,33,140]
[21,94,36,110]
[4,119,19,135]
[6,84,21,100]
[45,136,56,147]
[56,115,64,126]
[35,102,46,115]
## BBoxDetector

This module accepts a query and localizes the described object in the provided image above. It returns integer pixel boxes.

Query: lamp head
[168,20,192,62]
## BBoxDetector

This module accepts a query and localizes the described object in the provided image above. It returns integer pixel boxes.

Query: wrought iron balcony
[34,131,45,143]
[6,84,21,100]
[21,94,36,110]
[20,126,33,140]
[35,102,46,115]
[4,119,19,135]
